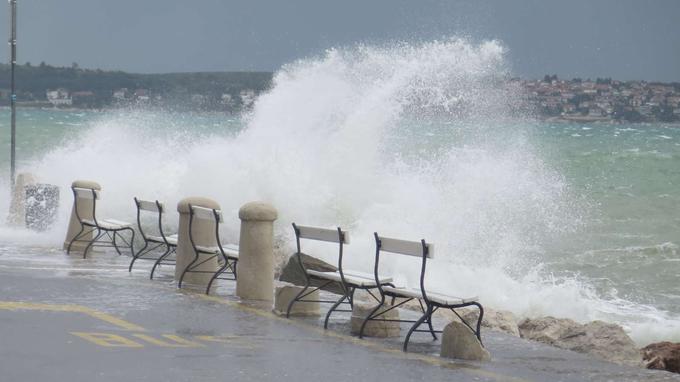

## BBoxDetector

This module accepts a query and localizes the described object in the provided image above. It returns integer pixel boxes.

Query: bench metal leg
[112,231,122,256]
[286,283,310,318]
[113,228,135,258]
[358,294,385,339]
[205,262,229,295]
[128,240,149,272]
[472,302,484,345]
[82,228,103,259]
[426,314,437,340]
[150,247,174,280]
[404,304,433,352]
[66,225,86,256]
[178,251,200,288]
[323,290,351,329]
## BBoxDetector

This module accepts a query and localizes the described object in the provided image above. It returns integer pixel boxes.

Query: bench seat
[82,218,133,230]
[146,234,178,246]
[382,286,478,305]
[195,244,239,259]
[307,269,392,287]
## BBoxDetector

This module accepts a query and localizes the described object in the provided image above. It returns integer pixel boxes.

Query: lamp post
[8,0,17,188]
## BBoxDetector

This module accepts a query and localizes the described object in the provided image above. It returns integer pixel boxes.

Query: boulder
[278,253,345,295]
[642,342,680,373]
[440,321,491,361]
[350,301,400,338]
[456,307,520,337]
[518,317,642,366]
[273,284,320,317]
[518,316,580,344]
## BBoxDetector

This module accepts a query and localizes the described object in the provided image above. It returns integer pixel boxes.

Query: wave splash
[2,38,678,345]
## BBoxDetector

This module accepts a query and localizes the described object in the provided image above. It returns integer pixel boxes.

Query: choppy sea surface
[0,39,678,346]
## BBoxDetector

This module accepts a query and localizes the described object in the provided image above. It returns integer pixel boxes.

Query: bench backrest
[190,205,224,223]
[136,199,164,213]
[373,233,434,301]
[292,223,350,282]
[295,224,350,244]
[71,186,101,224]
[73,187,100,200]
[376,236,434,259]
[134,198,170,242]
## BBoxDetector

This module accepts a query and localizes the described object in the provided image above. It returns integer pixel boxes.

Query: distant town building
[46,88,72,106]
[221,93,234,105]
[134,89,149,102]
[113,88,128,100]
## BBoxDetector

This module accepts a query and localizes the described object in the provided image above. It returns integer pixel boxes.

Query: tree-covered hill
[0,62,273,110]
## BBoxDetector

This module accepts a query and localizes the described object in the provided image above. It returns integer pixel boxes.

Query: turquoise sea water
[0,40,678,345]
[0,108,678,342]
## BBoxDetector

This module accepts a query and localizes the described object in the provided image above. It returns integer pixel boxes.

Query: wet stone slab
[0,247,679,382]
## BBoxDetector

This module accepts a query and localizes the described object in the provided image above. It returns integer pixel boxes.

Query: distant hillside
[0,63,274,110]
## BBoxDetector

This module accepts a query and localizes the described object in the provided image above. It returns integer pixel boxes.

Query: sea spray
[2,38,679,345]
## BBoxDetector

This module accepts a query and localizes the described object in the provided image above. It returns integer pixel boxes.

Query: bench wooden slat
[378,236,434,259]
[73,187,100,200]
[296,225,350,244]
[136,199,164,213]
[191,205,223,223]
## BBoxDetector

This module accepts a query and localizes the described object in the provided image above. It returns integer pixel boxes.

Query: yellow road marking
[0,301,145,332]
[131,334,204,348]
[71,332,144,348]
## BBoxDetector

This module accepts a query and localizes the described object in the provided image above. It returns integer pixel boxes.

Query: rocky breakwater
[642,342,680,374]
[518,317,642,367]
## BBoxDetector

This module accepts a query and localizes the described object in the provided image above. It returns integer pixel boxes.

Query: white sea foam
[1,38,679,345]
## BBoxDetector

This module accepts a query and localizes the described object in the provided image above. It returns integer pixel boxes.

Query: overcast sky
[1,0,679,81]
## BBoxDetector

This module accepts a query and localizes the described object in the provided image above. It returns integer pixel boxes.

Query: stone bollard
[440,321,490,361]
[25,183,60,231]
[235,202,278,302]
[273,284,320,316]
[351,301,401,337]
[7,173,36,226]
[63,180,101,252]
[175,197,221,286]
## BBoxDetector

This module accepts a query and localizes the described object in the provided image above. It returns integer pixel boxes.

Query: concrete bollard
[235,202,278,302]
[63,180,101,252]
[175,197,220,286]
[7,173,36,226]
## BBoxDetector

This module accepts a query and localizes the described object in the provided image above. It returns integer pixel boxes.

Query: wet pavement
[1,245,679,382]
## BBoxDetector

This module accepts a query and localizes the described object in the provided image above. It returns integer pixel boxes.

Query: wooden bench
[178,204,239,295]
[66,186,135,259]
[128,198,178,279]
[286,223,393,329]
[359,233,484,351]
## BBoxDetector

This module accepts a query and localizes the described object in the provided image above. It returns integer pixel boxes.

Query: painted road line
[0,301,146,332]
[71,332,145,348]
[70,332,261,349]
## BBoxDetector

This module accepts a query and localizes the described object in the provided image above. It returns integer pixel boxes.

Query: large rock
[518,317,642,366]
[278,253,345,295]
[273,284,320,317]
[642,342,680,373]
[455,307,520,337]
[440,321,491,361]
[350,301,400,338]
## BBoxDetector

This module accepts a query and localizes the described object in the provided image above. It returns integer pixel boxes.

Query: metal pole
[9,0,17,188]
